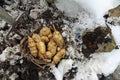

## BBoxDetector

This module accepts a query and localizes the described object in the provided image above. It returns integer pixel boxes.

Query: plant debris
[82,26,116,57]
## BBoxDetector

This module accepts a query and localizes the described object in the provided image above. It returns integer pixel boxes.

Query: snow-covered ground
[50,0,120,80]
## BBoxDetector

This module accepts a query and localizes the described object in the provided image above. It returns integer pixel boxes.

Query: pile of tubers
[27,26,66,64]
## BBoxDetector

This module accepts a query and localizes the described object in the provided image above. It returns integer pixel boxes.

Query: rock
[82,26,116,57]
[29,9,39,19]
[10,10,19,19]
[96,42,116,52]
[9,73,18,80]
[108,5,120,17]
[111,65,120,80]
[0,20,6,28]
[105,5,120,26]
[5,5,12,11]
[104,5,120,25]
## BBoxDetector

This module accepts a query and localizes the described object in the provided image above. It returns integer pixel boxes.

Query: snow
[0,20,6,28]
[50,59,74,80]
[55,0,80,17]
[49,0,120,80]
[100,50,120,76]
[0,45,20,62]
[74,0,119,19]
[75,48,120,80]
[29,9,39,19]
[110,25,120,45]
[55,0,120,24]
[9,73,18,80]
[39,0,48,14]
[0,47,12,61]
[107,17,120,26]
[66,46,83,59]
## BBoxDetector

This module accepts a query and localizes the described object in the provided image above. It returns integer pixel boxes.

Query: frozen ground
[0,0,120,80]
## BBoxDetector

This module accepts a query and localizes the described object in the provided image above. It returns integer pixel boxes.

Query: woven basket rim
[20,26,67,68]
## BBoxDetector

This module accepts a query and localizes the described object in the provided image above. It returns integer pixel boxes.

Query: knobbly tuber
[27,36,38,57]
[53,26,64,48]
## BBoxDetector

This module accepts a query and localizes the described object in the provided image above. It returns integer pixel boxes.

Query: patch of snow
[55,0,80,17]
[0,45,20,62]
[75,62,99,80]
[110,25,120,45]
[74,49,120,80]
[20,59,23,64]
[9,73,18,80]
[50,59,74,80]
[38,72,42,76]
[0,47,12,61]
[0,20,6,28]
[100,50,120,76]
[0,69,4,74]
[10,34,21,40]
[74,0,119,18]
[67,46,83,59]
[39,0,48,13]
[9,54,21,65]
[107,17,120,26]
[6,70,10,75]
[5,5,12,11]
[55,0,120,24]
[9,59,16,65]
[29,9,39,19]
[10,10,19,19]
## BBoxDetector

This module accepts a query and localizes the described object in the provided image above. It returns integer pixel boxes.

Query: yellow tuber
[32,33,41,42]
[39,27,51,36]
[45,51,53,58]
[48,33,53,39]
[27,36,38,57]
[36,41,46,55]
[40,36,49,42]
[52,48,66,64]
[47,39,57,57]
[53,26,64,48]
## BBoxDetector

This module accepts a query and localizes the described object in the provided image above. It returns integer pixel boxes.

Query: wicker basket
[20,27,50,68]
[20,26,66,68]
